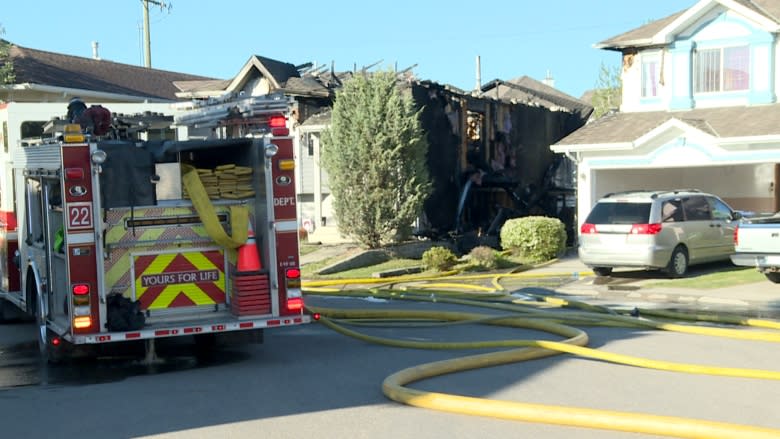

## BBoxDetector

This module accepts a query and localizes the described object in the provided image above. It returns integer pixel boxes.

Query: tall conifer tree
[321,70,431,248]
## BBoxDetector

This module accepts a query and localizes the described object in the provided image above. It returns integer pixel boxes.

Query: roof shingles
[556,105,780,146]
[6,44,214,100]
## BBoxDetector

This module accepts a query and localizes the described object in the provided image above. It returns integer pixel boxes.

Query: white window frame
[693,45,750,94]
[641,52,661,98]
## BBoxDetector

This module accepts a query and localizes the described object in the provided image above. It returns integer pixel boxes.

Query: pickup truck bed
[730,214,780,283]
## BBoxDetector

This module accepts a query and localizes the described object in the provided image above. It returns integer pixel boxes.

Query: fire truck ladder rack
[172,93,293,128]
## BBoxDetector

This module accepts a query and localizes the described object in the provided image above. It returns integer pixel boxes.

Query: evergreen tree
[591,61,621,119]
[0,26,15,85]
[321,70,431,249]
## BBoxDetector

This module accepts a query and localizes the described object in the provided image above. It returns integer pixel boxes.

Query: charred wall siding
[412,82,587,238]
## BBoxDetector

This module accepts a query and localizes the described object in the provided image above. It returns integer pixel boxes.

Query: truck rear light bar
[73,316,92,329]
[268,115,286,128]
[72,283,90,295]
[64,167,85,180]
[286,297,304,312]
[285,268,303,312]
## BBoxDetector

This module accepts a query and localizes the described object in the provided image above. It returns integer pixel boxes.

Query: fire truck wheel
[0,299,8,323]
[31,289,64,363]
[36,292,48,359]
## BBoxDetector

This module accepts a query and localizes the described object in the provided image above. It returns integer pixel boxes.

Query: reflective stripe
[274,220,298,232]
[133,249,226,309]
[67,233,95,244]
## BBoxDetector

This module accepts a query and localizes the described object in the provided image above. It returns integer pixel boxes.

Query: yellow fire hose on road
[303,273,780,439]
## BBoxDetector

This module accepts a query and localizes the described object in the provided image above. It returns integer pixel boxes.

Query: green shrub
[500,216,567,263]
[422,246,458,271]
[468,246,500,270]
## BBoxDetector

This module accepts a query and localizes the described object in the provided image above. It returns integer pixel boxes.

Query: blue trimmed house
[552,0,780,225]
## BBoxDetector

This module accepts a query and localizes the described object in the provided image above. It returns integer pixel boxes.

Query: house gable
[175,55,329,100]
[596,0,779,113]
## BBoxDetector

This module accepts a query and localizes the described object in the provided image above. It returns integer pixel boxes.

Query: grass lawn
[299,244,322,257]
[644,266,765,289]
[302,252,529,280]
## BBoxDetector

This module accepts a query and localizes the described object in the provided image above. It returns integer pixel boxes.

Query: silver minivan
[578,190,741,277]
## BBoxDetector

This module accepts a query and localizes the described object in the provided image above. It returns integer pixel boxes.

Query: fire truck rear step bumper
[69,314,310,345]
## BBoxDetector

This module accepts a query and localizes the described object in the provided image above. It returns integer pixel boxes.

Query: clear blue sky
[3,1,693,99]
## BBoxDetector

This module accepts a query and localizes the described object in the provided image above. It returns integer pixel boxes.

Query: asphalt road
[1,294,779,439]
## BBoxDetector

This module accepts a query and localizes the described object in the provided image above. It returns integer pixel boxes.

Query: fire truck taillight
[72,284,90,306]
[285,268,301,288]
[287,297,303,312]
[269,115,289,136]
[72,284,90,295]
[269,115,286,128]
[65,167,85,180]
[73,316,92,329]
[285,268,303,312]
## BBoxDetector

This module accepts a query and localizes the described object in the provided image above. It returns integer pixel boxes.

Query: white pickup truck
[731,214,780,283]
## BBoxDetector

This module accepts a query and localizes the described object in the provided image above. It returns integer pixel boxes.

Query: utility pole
[141,0,172,68]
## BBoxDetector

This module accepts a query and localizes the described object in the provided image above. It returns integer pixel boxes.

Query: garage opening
[593,163,779,216]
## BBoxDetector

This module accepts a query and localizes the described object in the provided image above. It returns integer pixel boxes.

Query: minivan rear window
[585,202,651,225]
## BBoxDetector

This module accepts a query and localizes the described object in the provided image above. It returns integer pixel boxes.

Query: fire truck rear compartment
[99,138,273,321]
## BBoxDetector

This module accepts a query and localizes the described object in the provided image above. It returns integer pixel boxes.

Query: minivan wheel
[765,272,780,283]
[592,267,613,277]
[665,246,689,278]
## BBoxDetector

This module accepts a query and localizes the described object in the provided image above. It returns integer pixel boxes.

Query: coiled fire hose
[181,164,248,249]
[303,272,780,439]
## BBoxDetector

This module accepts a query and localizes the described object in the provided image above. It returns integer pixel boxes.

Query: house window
[694,45,749,93]
[641,55,660,98]
[21,121,46,138]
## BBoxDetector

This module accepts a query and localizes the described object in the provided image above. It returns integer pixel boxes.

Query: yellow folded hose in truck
[181,164,248,249]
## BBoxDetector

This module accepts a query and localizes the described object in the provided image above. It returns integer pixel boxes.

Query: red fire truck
[0,93,310,361]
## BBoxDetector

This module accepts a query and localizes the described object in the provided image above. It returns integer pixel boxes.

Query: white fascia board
[551,142,634,153]
[225,57,281,94]
[717,0,780,31]
[175,90,226,99]
[593,39,652,50]
[716,135,780,147]
[654,0,779,44]
[652,0,712,44]
[2,83,172,103]
[634,118,713,147]
[298,124,328,133]
[225,59,255,94]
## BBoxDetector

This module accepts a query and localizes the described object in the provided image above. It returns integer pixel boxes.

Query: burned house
[172,55,592,247]
[411,78,591,248]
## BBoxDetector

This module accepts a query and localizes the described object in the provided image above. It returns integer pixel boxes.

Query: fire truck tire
[27,278,59,363]
[0,299,9,323]
[35,291,49,359]
[0,298,26,322]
